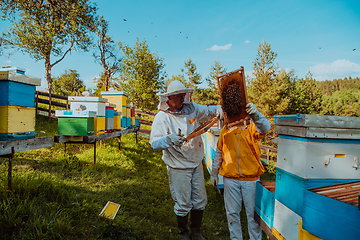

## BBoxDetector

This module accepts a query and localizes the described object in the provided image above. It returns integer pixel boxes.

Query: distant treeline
[318,76,360,96]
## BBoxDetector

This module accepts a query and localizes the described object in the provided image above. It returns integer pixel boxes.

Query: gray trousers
[223,177,261,240]
[167,163,207,217]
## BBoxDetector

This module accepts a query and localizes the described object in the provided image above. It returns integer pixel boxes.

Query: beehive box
[275,136,360,180]
[101,91,127,111]
[1,66,26,75]
[0,81,36,107]
[68,96,107,116]
[105,103,115,118]
[114,113,121,130]
[0,70,41,85]
[58,117,94,136]
[302,181,360,239]
[275,167,352,216]
[274,114,360,139]
[255,181,275,229]
[0,106,36,140]
[94,116,105,134]
[105,118,114,132]
[201,127,224,190]
[121,116,127,128]
[216,67,249,127]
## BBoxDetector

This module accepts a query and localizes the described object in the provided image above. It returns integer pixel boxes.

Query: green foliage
[288,72,323,114]
[1,0,98,91]
[181,57,202,89]
[317,76,360,96]
[192,88,220,106]
[117,38,165,111]
[206,59,227,93]
[52,69,86,96]
[93,16,121,91]
[321,88,360,117]
[247,41,294,116]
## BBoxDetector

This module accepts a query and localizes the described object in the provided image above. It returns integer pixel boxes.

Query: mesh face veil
[158,80,194,111]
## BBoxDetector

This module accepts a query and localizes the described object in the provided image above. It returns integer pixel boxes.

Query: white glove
[210,168,219,187]
[246,103,261,121]
[216,106,224,120]
[166,133,185,147]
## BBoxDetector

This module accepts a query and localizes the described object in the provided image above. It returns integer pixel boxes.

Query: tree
[247,41,293,116]
[93,16,121,91]
[206,59,227,93]
[289,72,323,114]
[52,69,86,96]
[117,38,165,110]
[181,57,202,101]
[321,88,360,117]
[1,0,97,96]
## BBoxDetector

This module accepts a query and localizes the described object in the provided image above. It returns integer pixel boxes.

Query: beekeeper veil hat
[158,80,194,110]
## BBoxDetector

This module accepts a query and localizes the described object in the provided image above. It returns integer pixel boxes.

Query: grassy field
[0,115,275,240]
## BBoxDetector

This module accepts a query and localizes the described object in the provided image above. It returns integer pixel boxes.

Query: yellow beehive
[101,91,127,111]
[121,106,127,117]
[114,114,121,130]
[0,106,35,133]
[131,117,135,126]
[94,116,105,134]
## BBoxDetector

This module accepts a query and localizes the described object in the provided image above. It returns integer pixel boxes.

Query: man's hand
[246,103,261,121]
[166,133,186,147]
[210,168,219,187]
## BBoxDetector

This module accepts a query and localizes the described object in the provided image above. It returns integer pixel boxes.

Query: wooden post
[64,143,67,156]
[7,147,15,192]
[35,91,39,114]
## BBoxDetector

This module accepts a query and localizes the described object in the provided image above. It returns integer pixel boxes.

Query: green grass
[0,115,275,239]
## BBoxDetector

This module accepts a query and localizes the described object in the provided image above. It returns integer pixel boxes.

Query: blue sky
[1,0,359,91]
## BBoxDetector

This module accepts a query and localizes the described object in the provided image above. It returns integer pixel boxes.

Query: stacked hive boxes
[255,114,360,240]
[100,91,128,128]
[201,127,224,191]
[126,105,131,127]
[0,68,41,141]
[105,102,115,132]
[129,103,135,127]
[56,96,107,136]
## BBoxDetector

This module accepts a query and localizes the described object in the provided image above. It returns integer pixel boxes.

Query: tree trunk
[45,57,52,118]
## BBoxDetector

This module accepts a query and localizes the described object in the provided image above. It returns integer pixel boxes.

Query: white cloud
[206,43,232,51]
[245,40,250,44]
[310,59,360,81]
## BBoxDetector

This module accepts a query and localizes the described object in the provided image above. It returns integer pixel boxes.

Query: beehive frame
[216,67,250,127]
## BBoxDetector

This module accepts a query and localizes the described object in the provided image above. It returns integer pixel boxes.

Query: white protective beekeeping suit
[150,80,222,240]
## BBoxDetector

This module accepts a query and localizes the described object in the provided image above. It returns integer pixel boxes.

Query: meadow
[0,115,275,239]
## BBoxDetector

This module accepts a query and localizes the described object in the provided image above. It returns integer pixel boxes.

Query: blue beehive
[0,70,41,141]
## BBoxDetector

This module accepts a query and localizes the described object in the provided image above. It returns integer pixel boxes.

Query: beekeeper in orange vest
[210,103,270,240]
[150,80,223,240]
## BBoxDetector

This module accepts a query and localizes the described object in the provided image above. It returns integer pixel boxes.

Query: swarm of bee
[221,84,242,117]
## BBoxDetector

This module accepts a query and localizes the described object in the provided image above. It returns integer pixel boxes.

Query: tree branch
[51,42,74,68]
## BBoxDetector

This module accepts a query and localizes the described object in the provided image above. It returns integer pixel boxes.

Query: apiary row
[0,67,140,141]
[55,92,139,137]
[0,68,41,141]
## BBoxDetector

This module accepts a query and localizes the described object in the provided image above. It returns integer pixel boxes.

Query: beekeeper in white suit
[150,80,223,240]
